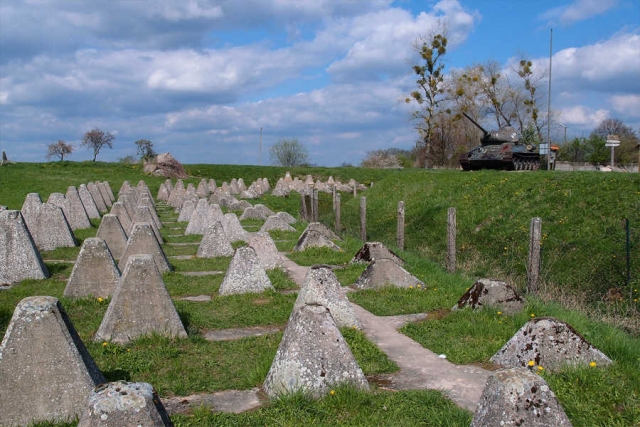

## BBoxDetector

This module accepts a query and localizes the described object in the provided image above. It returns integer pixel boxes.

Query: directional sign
[606,134,620,147]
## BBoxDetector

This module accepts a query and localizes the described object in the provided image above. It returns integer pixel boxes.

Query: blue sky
[0,0,638,166]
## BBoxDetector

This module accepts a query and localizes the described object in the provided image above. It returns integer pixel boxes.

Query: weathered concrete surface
[95,254,187,344]
[294,265,362,329]
[119,222,171,273]
[109,201,132,233]
[219,246,274,295]
[89,182,108,213]
[197,221,234,258]
[202,325,282,342]
[470,368,573,427]
[354,258,424,290]
[177,197,197,222]
[275,211,296,224]
[0,210,49,285]
[305,222,341,240]
[23,200,77,252]
[64,237,121,298]
[260,215,296,232]
[240,205,267,220]
[248,231,282,270]
[63,187,92,230]
[491,317,612,371]
[0,296,105,426]
[132,205,164,244]
[293,229,341,252]
[350,241,404,265]
[78,184,101,219]
[454,278,524,315]
[77,381,173,426]
[185,198,210,235]
[222,213,251,243]
[162,389,263,415]
[96,214,128,260]
[352,304,490,412]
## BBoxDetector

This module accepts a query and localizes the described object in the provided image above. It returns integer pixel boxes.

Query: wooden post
[335,193,341,233]
[300,192,307,220]
[332,187,336,212]
[353,184,357,198]
[309,191,315,222]
[397,201,405,250]
[360,196,366,241]
[446,207,456,272]
[313,189,319,222]
[528,217,542,295]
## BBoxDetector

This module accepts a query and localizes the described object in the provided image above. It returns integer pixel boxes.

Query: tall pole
[259,127,262,166]
[547,28,553,171]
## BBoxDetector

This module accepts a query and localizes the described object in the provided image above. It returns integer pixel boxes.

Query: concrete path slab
[202,326,282,342]
[177,271,223,276]
[162,389,264,415]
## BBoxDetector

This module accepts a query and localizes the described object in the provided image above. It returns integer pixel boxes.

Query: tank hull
[459,143,540,171]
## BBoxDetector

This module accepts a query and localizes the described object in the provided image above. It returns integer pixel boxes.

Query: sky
[0,0,638,166]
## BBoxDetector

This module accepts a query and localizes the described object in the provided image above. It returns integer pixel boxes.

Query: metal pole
[547,28,553,171]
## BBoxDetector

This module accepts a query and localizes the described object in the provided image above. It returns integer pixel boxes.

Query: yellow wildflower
[589,361,597,368]
[497,311,502,315]
[527,360,535,367]
[537,366,544,372]
[329,390,336,396]
[97,297,104,303]
[102,342,108,347]
[530,313,535,318]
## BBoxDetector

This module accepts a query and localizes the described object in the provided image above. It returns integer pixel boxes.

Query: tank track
[513,155,540,171]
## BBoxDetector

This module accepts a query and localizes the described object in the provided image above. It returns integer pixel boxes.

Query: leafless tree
[81,127,115,161]
[46,140,74,161]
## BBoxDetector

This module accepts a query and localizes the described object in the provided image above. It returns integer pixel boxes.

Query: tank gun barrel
[462,112,489,137]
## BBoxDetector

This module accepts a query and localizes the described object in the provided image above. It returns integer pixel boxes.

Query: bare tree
[269,138,309,167]
[46,140,74,161]
[360,150,401,168]
[81,128,115,161]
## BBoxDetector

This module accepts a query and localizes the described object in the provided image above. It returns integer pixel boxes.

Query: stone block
[0,296,105,426]
[64,237,120,298]
[95,254,186,344]
[454,278,524,314]
[97,182,112,209]
[131,205,163,244]
[177,197,197,222]
[219,246,274,295]
[0,210,49,284]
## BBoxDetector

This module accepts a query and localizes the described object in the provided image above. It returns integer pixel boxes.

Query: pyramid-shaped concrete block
[219,246,274,295]
[470,368,572,427]
[131,205,163,244]
[137,196,161,229]
[293,229,341,252]
[95,254,187,344]
[118,181,132,198]
[196,179,210,198]
[294,265,362,329]
[96,214,128,260]
[0,210,50,284]
[197,221,234,258]
[275,211,296,224]
[240,205,267,220]
[117,193,136,220]
[354,258,424,290]
[454,278,524,315]
[157,182,170,201]
[23,200,77,252]
[260,215,297,232]
[208,202,225,223]
[97,182,113,209]
[64,237,121,299]
[102,181,116,203]
[0,296,105,426]
[263,303,369,399]
[305,222,341,240]
[20,192,43,224]
[79,184,101,219]
[89,182,108,213]
[177,197,197,222]
[222,212,251,243]
[229,199,251,212]
[110,201,132,233]
[77,381,173,426]
[64,186,92,230]
[119,222,171,273]
[248,231,282,270]
[490,317,612,371]
[350,241,404,266]
[185,198,210,235]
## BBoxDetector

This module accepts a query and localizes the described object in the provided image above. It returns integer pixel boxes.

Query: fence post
[360,196,367,241]
[335,193,341,234]
[446,207,456,273]
[397,201,405,250]
[353,184,357,198]
[313,189,319,222]
[527,217,542,295]
[332,187,336,212]
[300,192,307,220]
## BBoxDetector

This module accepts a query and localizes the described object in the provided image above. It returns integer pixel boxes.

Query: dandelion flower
[330,390,336,396]
[537,366,544,372]
[530,313,535,318]
[102,342,108,347]
[527,360,535,367]
[589,361,597,368]
[409,286,413,289]
[97,297,104,303]
[497,311,502,315]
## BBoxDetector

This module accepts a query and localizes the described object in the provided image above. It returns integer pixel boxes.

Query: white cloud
[560,106,610,127]
[541,0,619,26]
[609,94,640,117]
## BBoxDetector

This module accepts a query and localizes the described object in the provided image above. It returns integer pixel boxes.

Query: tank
[459,113,540,171]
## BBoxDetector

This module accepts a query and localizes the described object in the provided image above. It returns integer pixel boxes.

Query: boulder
[454,278,524,315]
[350,241,404,266]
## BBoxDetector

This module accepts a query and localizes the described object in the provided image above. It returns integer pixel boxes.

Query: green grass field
[0,161,639,426]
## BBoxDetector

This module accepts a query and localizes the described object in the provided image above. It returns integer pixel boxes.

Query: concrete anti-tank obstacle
[131,205,164,244]
[0,296,105,426]
[95,254,187,344]
[294,265,362,329]
[260,215,296,232]
[177,197,197,222]
[239,205,267,220]
[119,222,171,273]
[88,182,108,213]
[78,184,101,219]
[64,237,121,299]
[65,186,92,230]
[263,303,369,399]
[117,193,136,220]
[470,368,572,427]
[222,212,251,243]
[96,214,128,260]
[197,221,234,258]
[137,195,161,227]
[185,198,210,235]
[354,258,424,290]
[21,194,77,251]
[490,317,612,371]
[157,182,170,201]
[350,241,404,266]
[118,181,132,198]
[110,201,132,233]
[453,278,524,315]
[248,231,282,270]
[275,211,296,224]
[219,246,274,295]
[0,210,50,285]
[102,181,116,203]
[293,229,341,252]
[77,381,174,426]
[97,182,113,209]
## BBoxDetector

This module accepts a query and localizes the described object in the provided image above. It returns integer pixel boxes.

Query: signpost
[605,134,620,167]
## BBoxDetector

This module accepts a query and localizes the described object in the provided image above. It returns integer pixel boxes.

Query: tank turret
[459,113,540,171]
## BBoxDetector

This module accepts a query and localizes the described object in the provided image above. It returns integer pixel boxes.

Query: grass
[1,162,639,426]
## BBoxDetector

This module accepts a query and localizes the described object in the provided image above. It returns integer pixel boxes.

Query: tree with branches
[81,127,115,161]
[46,140,74,161]
[135,139,155,161]
[269,138,309,167]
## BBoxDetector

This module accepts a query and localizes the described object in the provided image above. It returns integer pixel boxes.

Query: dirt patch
[427,308,451,320]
